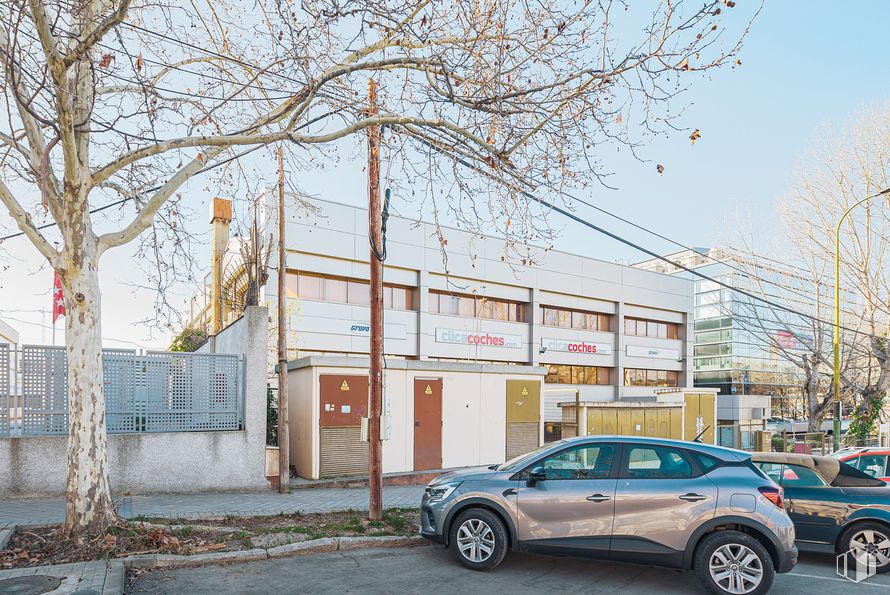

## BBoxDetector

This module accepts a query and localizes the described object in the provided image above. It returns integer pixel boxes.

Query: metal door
[506,380,541,460]
[684,392,716,443]
[319,374,369,478]
[414,378,442,471]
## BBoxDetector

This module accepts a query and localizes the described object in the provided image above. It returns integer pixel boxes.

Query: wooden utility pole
[277,147,290,494]
[367,79,383,521]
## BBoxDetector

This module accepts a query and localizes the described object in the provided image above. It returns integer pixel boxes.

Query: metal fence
[2,345,244,437]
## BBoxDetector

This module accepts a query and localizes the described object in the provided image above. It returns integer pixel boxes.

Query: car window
[781,464,827,487]
[538,444,616,480]
[623,445,692,479]
[853,455,888,478]
[755,462,784,484]
[694,453,721,474]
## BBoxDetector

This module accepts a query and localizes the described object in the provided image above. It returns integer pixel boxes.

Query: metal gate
[505,380,541,460]
[318,374,369,478]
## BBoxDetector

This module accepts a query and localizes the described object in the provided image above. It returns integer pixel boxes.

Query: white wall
[0,308,268,498]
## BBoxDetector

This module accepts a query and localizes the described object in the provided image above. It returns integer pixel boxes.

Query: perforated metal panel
[0,344,9,435]
[10,346,243,436]
[104,350,137,433]
[506,422,539,460]
[319,426,369,478]
[21,346,68,435]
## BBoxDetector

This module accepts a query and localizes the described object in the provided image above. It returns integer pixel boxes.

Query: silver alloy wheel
[850,528,890,567]
[708,543,764,594]
[456,518,496,563]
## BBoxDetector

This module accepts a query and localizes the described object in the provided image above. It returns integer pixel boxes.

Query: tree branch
[60,0,132,70]
[0,178,57,263]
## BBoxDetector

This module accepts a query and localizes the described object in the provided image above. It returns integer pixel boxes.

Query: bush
[169,326,207,352]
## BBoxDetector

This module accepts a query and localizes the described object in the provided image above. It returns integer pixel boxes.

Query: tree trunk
[60,249,117,538]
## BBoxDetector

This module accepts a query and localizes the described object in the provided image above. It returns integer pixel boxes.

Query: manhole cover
[0,575,62,595]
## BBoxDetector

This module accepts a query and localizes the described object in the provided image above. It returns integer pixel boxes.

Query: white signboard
[435,328,522,349]
[626,345,681,360]
[348,321,407,340]
[540,338,613,355]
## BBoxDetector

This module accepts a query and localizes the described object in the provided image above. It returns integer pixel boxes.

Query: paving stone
[0,486,424,527]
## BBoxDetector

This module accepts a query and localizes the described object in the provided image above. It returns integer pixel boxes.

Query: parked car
[421,436,797,595]
[831,447,890,483]
[751,452,890,573]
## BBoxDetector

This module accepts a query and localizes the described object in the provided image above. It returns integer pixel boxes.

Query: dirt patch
[0,508,419,569]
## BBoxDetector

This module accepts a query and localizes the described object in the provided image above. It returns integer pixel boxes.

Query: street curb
[1,526,427,595]
[0,528,12,550]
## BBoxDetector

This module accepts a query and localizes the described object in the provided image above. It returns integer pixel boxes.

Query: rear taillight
[758,486,784,509]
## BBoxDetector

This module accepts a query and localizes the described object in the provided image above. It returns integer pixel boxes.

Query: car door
[611,443,718,566]
[771,463,847,546]
[516,441,619,558]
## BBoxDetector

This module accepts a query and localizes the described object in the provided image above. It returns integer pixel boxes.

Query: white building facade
[261,193,695,421]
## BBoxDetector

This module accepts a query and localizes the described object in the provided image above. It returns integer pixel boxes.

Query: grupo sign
[540,338,613,355]
[435,328,522,348]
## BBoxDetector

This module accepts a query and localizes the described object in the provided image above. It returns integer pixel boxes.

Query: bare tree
[780,106,890,442]
[0,0,754,538]
[732,106,890,438]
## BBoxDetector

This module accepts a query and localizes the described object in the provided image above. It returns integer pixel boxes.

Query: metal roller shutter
[319,426,369,478]
[506,421,539,460]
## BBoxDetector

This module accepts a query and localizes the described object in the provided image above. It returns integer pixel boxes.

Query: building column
[417,271,430,360]
[614,301,625,402]
[529,287,540,366]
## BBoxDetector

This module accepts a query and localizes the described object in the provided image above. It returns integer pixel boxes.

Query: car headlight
[426,481,462,503]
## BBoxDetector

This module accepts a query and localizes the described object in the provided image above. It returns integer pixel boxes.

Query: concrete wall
[0,307,268,498]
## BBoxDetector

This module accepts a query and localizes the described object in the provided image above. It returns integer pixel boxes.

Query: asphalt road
[127,545,890,594]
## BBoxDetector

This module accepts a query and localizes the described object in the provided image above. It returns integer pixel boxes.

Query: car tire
[448,508,508,571]
[694,530,775,595]
[838,522,890,574]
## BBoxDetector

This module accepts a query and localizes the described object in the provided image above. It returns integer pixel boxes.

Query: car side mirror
[527,466,546,487]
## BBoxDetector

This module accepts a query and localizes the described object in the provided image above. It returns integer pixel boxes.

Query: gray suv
[421,436,797,595]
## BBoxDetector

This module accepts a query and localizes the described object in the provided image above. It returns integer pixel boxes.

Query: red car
[835,448,890,483]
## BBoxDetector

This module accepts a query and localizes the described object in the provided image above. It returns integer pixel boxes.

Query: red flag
[52,271,65,323]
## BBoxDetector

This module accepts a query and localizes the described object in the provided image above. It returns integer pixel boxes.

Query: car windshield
[497,440,568,472]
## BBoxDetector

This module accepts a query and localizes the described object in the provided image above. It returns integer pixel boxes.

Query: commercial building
[633,248,826,446]
[190,193,701,477]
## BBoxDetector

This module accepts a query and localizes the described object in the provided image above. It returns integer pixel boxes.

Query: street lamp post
[832,187,890,452]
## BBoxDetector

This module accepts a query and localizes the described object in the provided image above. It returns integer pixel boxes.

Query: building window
[285,271,414,310]
[545,364,611,385]
[541,306,610,331]
[428,290,525,322]
[624,317,679,339]
[623,368,679,387]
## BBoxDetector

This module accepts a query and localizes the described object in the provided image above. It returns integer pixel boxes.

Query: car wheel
[839,522,890,574]
[694,530,775,595]
[448,508,508,571]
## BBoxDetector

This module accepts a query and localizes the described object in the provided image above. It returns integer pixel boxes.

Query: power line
[0,108,342,243]
[402,129,883,339]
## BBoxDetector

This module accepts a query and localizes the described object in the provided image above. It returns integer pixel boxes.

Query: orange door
[319,375,368,427]
[414,378,442,471]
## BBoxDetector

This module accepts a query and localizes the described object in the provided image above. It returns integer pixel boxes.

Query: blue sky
[2,1,888,347]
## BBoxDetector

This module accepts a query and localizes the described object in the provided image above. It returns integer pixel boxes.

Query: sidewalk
[0,485,425,527]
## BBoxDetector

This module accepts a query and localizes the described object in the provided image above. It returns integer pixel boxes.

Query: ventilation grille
[506,421,540,461]
[319,426,369,478]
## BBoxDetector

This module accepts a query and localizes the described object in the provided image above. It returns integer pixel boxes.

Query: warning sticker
[340,380,349,391]
[424,384,433,395]
[521,386,529,396]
